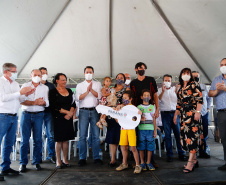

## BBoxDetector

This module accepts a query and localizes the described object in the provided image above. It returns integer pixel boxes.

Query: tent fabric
[1,0,226,83]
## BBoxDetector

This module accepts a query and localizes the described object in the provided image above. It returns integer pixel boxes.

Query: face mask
[164,81,171,88]
[194,77,199,82]
[123,98,130,105]
[181,74,191,82]
[220,66,226,74]
[125,79,131,85]
[137,70,145,76]
[116,79,124,85]
[32,76,41,83]
[143,97,150,103]
[85,73,93,81]
[9,72,17,81]
[42,74,48,81]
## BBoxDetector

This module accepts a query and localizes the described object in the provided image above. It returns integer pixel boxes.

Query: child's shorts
[119,129,136,146]
[137,130,155,151]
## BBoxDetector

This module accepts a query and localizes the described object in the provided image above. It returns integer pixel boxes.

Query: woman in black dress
[49,73,76,168]
[105,73,126,167]
[173,68,203,173]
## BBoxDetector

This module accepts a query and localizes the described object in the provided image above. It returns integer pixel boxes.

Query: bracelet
[195,111,201,114]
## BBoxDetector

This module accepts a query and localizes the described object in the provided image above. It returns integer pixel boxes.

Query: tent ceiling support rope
[151,0,211,83]
[18,0,71,76]
[109,0,113,77]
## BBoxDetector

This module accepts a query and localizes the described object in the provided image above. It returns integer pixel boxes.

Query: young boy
[137,89,157,171]
[115,90,142,174]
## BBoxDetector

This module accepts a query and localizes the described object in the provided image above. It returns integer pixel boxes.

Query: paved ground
[1,130,226,185]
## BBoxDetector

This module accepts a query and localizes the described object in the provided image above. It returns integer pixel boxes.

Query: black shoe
[62,162,71,167]
[56,165,62,169]
[218,164,226,171]
[34,164,41,171]
[19,165,26,173]
[167,156,173,162]
[78,159,87,167]
[179,155,188,161]
[0,174,4,181]
[108,162,116,167]
[49,156,56,164]
[1,168,19,176]
[94,159,103,165]
[199,152,210,158]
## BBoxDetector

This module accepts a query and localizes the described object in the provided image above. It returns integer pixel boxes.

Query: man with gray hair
[0,63,33,181]
[19,69,49,172]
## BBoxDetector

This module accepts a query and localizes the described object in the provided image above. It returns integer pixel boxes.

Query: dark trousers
[217,111,226,161]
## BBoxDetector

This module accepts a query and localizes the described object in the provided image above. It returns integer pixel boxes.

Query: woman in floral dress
[173,68,203,173]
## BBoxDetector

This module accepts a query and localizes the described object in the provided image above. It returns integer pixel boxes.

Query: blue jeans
[161,112,185,157]
[79,109,100,160]
[19,111,44,165]
[43,111,55,159]
[0,114,18,171]
[200,112,209,153]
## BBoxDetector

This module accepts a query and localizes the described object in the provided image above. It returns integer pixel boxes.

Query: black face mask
[194,77,199,82]
[137,70,145,76]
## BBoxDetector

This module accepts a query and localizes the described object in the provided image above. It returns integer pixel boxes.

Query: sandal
[96,121,103,130]
[101,119,108,127]
[184,159,199,168]
[183,161,194,173]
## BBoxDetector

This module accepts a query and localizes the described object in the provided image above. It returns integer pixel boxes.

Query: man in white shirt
[158,74,187,162]
[76,66,102,166]
[19,69,49,172]
[192,71,212,158]
[0,63,33,180]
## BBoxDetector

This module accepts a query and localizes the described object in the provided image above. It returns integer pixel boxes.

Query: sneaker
[134,165,142,174]
[147,163,155,171]
[101,119,108,127]
[140,163,147,171]
[78,159,87,167]
[96,121,103,130]
[116,163,128,171]
[151,161,159,168]
[218,164,226,171]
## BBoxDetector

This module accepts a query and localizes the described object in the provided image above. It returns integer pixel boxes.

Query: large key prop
[96,105,141,129]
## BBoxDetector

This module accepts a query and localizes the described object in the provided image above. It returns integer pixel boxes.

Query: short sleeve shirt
[130,76,158,106]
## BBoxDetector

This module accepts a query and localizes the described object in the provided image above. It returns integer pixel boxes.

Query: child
[116,90,142,174]
[96,77,112,130]
[137,89,157,171]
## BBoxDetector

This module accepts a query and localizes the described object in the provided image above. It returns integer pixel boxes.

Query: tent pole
[109,0,113,78]
[151,0,211,82]
[18,0,71,76]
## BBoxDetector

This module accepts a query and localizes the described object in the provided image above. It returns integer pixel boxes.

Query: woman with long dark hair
[173,68,203,173]
[105,73,126,167]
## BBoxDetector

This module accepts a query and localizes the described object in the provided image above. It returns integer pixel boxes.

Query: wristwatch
[195,111,201,114]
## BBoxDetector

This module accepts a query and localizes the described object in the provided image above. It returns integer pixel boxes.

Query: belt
[218,109,226,112]
[24,111,43,114]
[0,113,17,116]
[80,107,95,111]
[161,110,175,113]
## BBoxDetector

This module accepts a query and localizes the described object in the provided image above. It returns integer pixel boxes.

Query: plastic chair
[155,135,161,157]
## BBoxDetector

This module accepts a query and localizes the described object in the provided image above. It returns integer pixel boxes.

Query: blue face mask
[143,97,150,103]
[116,79,124,85]
[123,98,130,105]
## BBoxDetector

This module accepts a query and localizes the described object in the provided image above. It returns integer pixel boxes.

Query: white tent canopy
[1,0,226,83]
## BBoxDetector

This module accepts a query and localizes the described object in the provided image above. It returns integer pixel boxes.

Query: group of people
[0,59,226,181]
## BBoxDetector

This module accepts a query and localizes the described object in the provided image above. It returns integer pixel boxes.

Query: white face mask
[220,66,226,74]
[125,79,131,85]
[85,73,93,81]
[164,81,171,88]
[42,74,48,81]
[9,72,18,81]
[181,74,191,82]
[32,76,41,83]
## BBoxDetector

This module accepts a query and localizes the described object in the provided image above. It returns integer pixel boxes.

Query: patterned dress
[176,81,203,153]
[99,87,111,105]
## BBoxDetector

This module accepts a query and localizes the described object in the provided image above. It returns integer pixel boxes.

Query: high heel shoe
[183,161,195,173]
[194,160,199,168]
